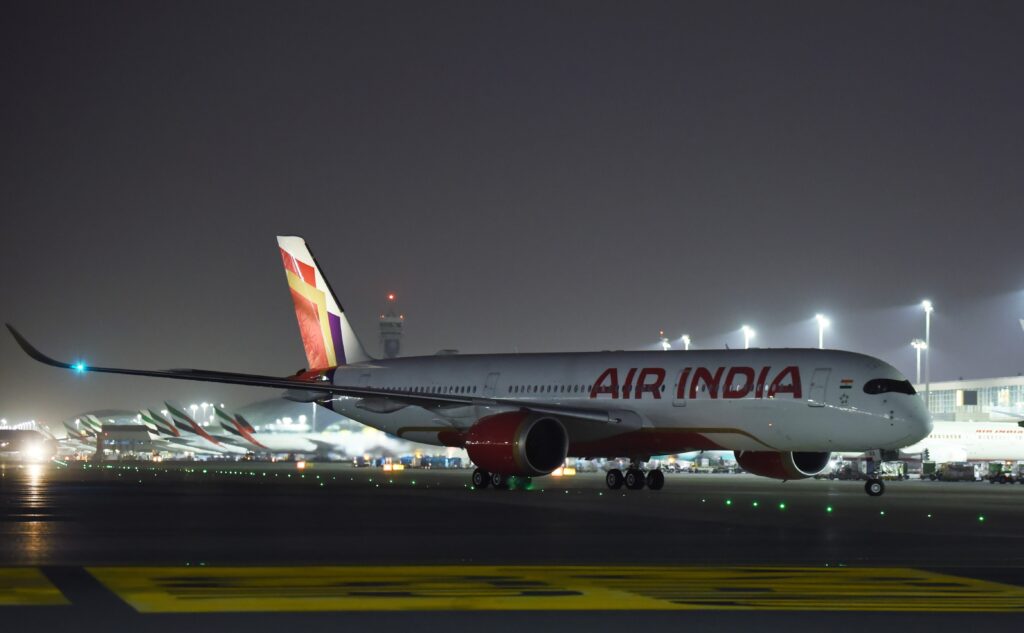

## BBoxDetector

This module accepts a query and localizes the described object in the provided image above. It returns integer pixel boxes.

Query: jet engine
[734,450,831,480]
[464,411,568,476]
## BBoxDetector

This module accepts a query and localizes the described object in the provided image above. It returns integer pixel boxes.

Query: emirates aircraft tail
[215,407,266,450]
[277,236,372,369]
[139,409,178,437]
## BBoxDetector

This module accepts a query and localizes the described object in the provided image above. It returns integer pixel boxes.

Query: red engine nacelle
[464,411,568,476]
[734,450,831,480]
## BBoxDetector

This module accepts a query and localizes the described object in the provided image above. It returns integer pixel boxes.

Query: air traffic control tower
[379,293,403,358]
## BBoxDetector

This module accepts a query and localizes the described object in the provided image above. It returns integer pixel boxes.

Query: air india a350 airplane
[7,236,932,496]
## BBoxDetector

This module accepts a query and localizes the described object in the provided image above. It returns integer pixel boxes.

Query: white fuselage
[901,420,1024,463]
[322,348,932,457]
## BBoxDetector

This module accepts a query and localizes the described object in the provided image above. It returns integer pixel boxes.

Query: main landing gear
[606,460,664,491]
[471,468,531,491]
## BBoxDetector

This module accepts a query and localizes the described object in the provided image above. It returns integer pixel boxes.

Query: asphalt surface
[2,461,1023,631]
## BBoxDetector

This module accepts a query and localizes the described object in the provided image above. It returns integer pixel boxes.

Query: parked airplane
[6,236,932,496]
[900,420,1024,463]
[135,409,220,455]
[163,403,247,455]
[215,406,322,455]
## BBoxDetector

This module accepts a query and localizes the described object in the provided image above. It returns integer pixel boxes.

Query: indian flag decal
[840,379,854,389]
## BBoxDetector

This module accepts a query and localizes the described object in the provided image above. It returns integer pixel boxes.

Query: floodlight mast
[911,339,927,385]
[922,300,933,412]
[814,314,830,350]
[741,325,755,350]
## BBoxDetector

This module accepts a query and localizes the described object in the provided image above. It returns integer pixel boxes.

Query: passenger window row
[509,384,592,395]
[375,385,479,395]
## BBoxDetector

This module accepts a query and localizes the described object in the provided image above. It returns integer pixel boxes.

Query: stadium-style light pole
[659,330,671,351]
[911,339,927,385]
[681,334,691,351]
[815,314,830,350]
[741,325,755,350]
[922,300,933,411]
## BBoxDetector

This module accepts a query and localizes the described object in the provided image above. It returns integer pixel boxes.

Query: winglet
[6,324,73,369]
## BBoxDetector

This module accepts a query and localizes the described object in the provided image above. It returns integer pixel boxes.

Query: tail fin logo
[277,236,371,369]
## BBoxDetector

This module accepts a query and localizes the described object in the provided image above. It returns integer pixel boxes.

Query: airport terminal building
[917,375,1024,422]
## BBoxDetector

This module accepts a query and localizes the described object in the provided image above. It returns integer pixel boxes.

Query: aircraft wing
[8,325,622,423]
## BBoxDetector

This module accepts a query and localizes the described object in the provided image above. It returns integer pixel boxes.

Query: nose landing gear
[864,478,885,497]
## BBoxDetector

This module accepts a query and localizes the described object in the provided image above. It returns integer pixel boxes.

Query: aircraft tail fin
[277,235,372,368]
[234,413,258,434]
[215,409,266,449]
[164,402,222,445]
[144,409,179,437]
[139,410,173,437]
[82,415,104,435]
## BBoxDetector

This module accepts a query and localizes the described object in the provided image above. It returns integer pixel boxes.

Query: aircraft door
[483,372,501,397]
[672,368,687,407]
[808,368,830,407]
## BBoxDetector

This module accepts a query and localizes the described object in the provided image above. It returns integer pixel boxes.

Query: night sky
[2,1,1023,424]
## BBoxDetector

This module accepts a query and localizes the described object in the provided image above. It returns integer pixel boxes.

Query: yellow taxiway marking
[0,568,68,606]
[87,566,1024,613]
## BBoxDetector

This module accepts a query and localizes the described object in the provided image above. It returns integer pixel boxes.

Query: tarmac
[2,460,1023,631]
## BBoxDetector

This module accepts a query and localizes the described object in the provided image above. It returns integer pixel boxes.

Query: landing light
[23,443,46,462]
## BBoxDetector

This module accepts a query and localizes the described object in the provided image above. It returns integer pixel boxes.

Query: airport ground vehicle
[927,462,980,482]
[7,236,932,496]
[986,462,1024,484]
[878,460,909,481]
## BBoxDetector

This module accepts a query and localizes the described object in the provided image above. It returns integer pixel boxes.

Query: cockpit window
[863,379,916,396]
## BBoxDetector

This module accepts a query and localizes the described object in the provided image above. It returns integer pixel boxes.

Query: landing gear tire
[472,468,490,489]
[625,468,646,490]
[865,478,885,497]
[646,469,665,491]
[490,472,508,489]
[606,469,624,490]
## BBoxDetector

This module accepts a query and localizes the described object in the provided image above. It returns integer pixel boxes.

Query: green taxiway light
[752,501,759,508]
[826,506,833,513]
[978,515,986,522]
[880,511,886,516]
[778,503,786,510]
[725,499,732,506]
